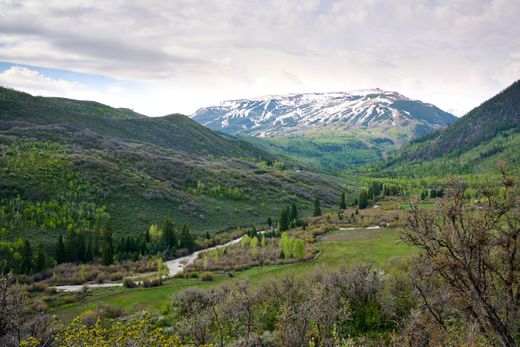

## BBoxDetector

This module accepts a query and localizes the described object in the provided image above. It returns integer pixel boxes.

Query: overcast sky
[0,0,519,116]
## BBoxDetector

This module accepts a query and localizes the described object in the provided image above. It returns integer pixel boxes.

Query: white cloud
[0,66,92,98]
[0,0,519,116]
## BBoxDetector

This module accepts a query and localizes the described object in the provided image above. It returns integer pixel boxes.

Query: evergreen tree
[101,228,114,266]
[277,208,290,232]
[162,219,177,249]
[339,192,347,210]
[290,202,298,222]
[358,189,369,209]
[85,235,94,262]
[55,232,66,264]
[77,232,86,263]
[313,197,321,217]
[20,239,33,274]
[267,216,273,229]
[179,225,195,252]
[34,242,46,273]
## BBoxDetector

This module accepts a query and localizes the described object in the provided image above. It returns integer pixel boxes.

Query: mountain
[0,87,345,249]
[193,89,455,138]
[372,79,520,176]
[192,89,456,170]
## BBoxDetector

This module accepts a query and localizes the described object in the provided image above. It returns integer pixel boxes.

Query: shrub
[96,272,107,283]
[143,278,162,288]
[201,272,214,282]
[44,286,57,295]
[123,278,137,288]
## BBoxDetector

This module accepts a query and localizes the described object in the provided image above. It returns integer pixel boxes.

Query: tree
[313,197,321,217]
[20,240,33,274]
[278,208,289,232]
[55,232,66,264]
[267,217,273,229]
[290,202,298,222]
[162,218,177,249]
[358,189,368,209]
[339,192,347,210]
[34,242,46,273]
[101,228,114,266]
[250,236,259,250]
[403,172,520,346]
[241,235,251,248]
[0,274,52,346]
[179,225,195,252]
[293,239,305,259]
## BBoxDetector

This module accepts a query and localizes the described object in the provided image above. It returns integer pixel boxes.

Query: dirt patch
[319,230,384,241]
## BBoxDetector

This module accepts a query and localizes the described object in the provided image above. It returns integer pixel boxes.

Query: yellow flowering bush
[55,312,182,347]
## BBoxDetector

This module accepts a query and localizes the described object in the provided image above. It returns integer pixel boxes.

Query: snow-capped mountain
[192,89,456,138]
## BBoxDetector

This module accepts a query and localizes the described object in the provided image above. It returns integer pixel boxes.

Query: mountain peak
[192,89,455,139]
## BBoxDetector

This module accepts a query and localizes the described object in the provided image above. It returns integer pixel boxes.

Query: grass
[51,227,416,322]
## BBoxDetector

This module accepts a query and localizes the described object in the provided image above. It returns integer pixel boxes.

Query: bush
[143,278,162,288]
[96,272,107,283]
[27,282,49,292]
[201,272,214,282]
[123,278,137,288]
[44,286,57,295]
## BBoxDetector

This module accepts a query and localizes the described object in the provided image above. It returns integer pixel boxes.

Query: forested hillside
[365,80,520,177]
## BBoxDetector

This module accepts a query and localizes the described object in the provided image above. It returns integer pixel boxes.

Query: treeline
[118,220,195,261]
[355,181,402,209]
[420,188,445,200]
[0,219,196,276]
[268,202,308,234]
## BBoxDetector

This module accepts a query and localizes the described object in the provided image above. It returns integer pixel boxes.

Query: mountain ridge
[192,89,456,139]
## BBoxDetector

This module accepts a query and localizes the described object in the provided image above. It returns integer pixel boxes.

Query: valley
[1,80,519,346]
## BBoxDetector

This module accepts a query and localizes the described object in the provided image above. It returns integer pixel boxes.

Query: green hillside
[364,80,520,177]
[0,88,346,251]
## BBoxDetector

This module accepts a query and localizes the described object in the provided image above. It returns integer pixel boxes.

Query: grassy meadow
[51,226,416,322]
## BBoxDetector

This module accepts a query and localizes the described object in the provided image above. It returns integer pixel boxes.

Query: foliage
[403,170,520,346]
[55,312,181,346]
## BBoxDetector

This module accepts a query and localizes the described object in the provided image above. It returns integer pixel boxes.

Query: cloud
[0,0,518,115]
[0,66,93,97]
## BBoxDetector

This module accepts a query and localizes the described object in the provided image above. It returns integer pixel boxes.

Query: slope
[0,88,346,251]
[369,79,520,177]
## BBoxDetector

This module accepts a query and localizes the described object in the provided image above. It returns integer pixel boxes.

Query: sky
[0,0,519,117]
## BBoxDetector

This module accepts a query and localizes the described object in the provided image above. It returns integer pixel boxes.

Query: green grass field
[51,227,416,321]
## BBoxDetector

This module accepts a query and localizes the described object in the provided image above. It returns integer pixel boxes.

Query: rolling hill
[0,87,346,249]
[192,89,456,170]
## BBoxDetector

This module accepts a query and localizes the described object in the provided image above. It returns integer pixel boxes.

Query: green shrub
[200,272,214,281]
[123,278,137,288]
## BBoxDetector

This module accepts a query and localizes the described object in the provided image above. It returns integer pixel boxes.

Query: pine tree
[313,197,321,217]
[101,228,114,266]
[358,189,369,209]
[267,216,273,229]
[339,192,347,210]
[179,224,195,252]
[55,232,66,264]
[77,232,86,263]
[278,208,289,232]
[20,239,33,274]
[34,242,46,273]
[290,202,298,222]
[162,219,177,249]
